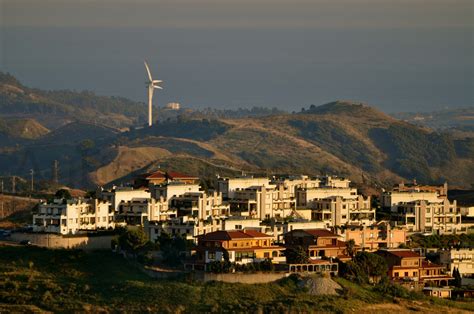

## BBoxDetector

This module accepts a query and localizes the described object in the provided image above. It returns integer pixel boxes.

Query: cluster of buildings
[32,171,473,292]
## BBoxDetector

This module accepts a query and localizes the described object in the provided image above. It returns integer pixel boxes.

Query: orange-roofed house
[135,170,199,187]
[194,230,286,266]
[284,229,356,261]
[375,249,452,289]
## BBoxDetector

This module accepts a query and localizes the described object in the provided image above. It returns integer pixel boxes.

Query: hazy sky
[1,0,473,112]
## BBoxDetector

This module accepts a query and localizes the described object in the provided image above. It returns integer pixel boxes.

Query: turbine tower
[144,61,163,127]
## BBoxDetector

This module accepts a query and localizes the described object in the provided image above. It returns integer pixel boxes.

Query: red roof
[385,250,421,258]
[146,171,167,179]
[167,171,198,179]
[198,230,272,241]
[302,229,339,238]
[145,170,198,180]
[422,261,444,269]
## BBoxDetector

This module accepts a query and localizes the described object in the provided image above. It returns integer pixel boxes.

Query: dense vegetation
[289,119,380,172]
[126,118,230,142]
[370,124,457,182]
[410,233,474,249]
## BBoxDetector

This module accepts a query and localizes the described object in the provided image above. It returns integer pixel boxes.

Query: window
[394,272,399,277]
[264,252,270,258]
[404,272,408,277]
[208,252,216,260]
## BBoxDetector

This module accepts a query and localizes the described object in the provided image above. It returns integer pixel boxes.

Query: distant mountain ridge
[0,73,472,190]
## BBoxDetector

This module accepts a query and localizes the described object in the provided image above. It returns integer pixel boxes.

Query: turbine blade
[153,86,163,89]
[153,80,162,83]
[144,61,153,81]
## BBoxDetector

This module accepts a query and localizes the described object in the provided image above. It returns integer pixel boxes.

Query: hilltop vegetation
[0,246,472,313]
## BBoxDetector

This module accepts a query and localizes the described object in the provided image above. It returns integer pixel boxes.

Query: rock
[297,275,343,296]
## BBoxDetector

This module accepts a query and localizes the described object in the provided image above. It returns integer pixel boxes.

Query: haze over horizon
[1,0,473,113]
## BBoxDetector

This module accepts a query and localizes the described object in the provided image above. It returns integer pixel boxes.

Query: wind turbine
[144,61,163,127]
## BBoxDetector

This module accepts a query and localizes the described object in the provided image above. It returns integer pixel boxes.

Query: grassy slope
[0,247,472,313]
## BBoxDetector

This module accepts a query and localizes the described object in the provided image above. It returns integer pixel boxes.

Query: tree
[353,252,387,281]
[284,246,309,264]
[118,228,148,256]
[346,239,356,258]
[157,233,191,267]
[341,252,387,284]
[54,189,72,200]
[453,267,462,287]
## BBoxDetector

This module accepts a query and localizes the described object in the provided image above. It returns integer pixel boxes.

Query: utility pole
[30,169,34,192]
[1,180,3,219]
[52,160,59,184]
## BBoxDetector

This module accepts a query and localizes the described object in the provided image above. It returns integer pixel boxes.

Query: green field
[0,246,472,313]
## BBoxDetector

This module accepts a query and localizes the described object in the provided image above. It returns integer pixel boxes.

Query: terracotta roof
[422,261,444,269]
[167,171,198,179]
[146,171,167,179]
[145,170,198,180]
[384,250,421,258]
[301,229,339,238]
[198,230,272,241]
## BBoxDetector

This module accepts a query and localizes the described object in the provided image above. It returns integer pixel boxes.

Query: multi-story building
[192,230,286,267]
[116,197,173,225]
[170,191,230,220]
[150,182,201,201]
[216,176,271,199]
[337,221,407,251]
[375,249,452,288]
[262,220,326,243]
[382,181,448,212]
[229,184,296,219]
[271,175,321,197]
[296,176,358,207]
[395,199,463,234]
[310,195,375,227]
[33,198,113,234]
[440,248,474,278]
[284,229,354,261]
[97,187,151,212]
[222,216,262,231]
[146,216,224,243]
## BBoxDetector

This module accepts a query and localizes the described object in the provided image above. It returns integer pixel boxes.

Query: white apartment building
[310,195,375,227]
[271,175,321,196]
[150,182,201,201]
[33,198,114,235]
[296,176,358,207]
[440,248,474,278]
[216,176,271,199]
[146,216,224,243]
[229,184,296,219]
[98,187,151,212]
[223,216,262,231]
[395,199,463,234]
[261,220,326,243]
[170,191,230,220]
[382,182,448,212]
[116,197,175,225]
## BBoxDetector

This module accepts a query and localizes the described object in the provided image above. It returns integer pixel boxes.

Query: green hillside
[0,246,471,313]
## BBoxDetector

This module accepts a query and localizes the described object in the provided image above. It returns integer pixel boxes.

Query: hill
[0,118,49,140]
[0,72,146,129]
[0,246,471,313]
[0,72,472,189]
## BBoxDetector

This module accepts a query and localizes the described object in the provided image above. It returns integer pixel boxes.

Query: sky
[1,0,473,112]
